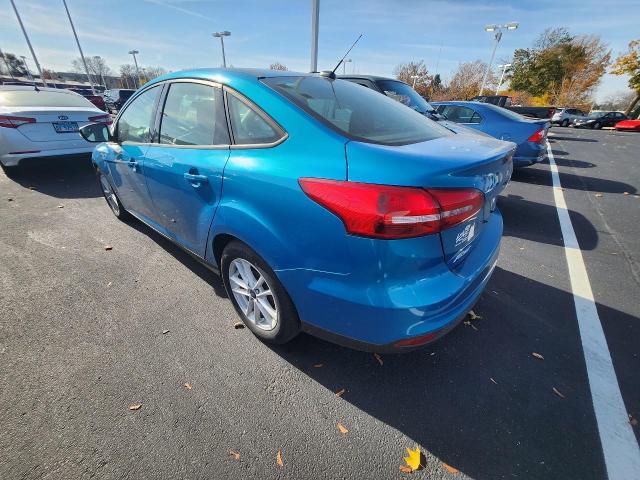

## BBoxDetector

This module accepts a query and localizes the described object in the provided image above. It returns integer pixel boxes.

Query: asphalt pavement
[0,127,638,479]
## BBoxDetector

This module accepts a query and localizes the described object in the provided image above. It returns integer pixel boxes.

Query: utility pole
[310,0,319,72]
[10,0,47,86]
[62,0,96,94]
[342,58,352,74]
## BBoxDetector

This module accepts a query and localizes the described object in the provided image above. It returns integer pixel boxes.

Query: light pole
[128,50,141,87]
[411,75,422,89]
[342,58,352,74]
[479,22,518,96]
[20,56,33,80]
[212,31,231,68]
[10,0,47,86]
[310,0,319,72]
[62,0,96,95]
[495,63,512,95]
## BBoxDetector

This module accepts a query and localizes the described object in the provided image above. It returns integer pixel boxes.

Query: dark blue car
[432,101,550,167]
[80,69,515,351]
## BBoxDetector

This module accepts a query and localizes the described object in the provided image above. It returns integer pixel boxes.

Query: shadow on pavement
[2,155,101,199]
[549,135,598,142]
[267,267,612,479]
[551,157,596,168]
[498,193,598,250]
[511,166,637,194]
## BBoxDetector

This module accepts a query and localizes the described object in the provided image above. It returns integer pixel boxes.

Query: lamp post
[20,56,33,80]
[495,63,512,95]
[310,0,319,72]
[10,0,47,86]
[212,31,231,68]
[62,0,96,95]
[128,50,141,87]
[342,58,352,74]
[479,22,518,96]
[411,75,421,89]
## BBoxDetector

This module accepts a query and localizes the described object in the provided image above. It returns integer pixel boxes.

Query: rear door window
[226,93,283,145]
[159,82,229,146]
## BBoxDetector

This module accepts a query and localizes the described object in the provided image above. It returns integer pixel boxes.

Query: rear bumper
[513,142,546,167]
[277,210,503,352]
[0,146,95,166]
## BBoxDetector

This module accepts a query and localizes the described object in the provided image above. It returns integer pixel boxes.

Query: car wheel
[221,240,300,344]
[593,121,602,129]
[561,119,569,127]
[97,172,129,220]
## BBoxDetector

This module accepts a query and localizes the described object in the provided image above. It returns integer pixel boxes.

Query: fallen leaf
[313,363,324,368]
[28,186,35,190]
[107,282,112,287]
[8,198,14,201]
[532,352,545,360]
[233,321,245,329]
[468,310,482,321]
[104,245,113,251]
[229,450,240,460]
[128,403,142,411]
[399,465,413,473]
[374,353,383,366]
[57,205,64,209]
[184,383,192,390]
[490,377,498,385]
[629,415,638,427]
[443,462,460,474]
[553,387,566,399]
[335,388,345,397]
[595,193,603,197]
[337,422,348,434]
[162,329,169,335]
[624,192,629,195]
[276,449,283,467]
[403,446,424,472]
[463,320,478,331]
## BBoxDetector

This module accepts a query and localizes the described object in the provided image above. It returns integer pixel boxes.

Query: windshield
[375,80,436,114]
[0,90,95,108]
[588,112,606,118]
[262,76,449,146]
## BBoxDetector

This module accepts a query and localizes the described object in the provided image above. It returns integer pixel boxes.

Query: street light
[495,63,512,94]
[410,74,423,89]
[128,50,141,87]
[20,55,33,80]
[479,22,518,96]
[212,31,231,68]
[342,58,352,74]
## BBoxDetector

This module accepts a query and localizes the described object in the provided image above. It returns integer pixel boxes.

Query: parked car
[103,88,135,113]
[68,88,106,111]
[339,75,489,137]
[470,95,556,119]
[432,101,549,167]
[551,107,587,127]
[80,68,515,351]
[614,118,640,131]
[572,111,629,129]
[0,86,111,169]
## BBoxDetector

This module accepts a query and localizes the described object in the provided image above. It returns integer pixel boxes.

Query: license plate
[53,121,79,133]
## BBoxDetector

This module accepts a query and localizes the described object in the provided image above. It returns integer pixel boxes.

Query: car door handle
[184,173,209,184]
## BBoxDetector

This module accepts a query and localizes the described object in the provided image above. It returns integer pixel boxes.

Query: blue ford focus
[81,68,515,352]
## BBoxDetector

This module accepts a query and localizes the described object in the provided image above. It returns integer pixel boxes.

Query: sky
[1,0,638,101]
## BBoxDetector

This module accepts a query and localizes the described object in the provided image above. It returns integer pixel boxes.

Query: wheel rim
[228,258,278,331]
[100,175,120,216]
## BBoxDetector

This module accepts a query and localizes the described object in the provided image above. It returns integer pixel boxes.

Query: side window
[469,111,482,124]
[440,105,459,120]
[159,82,229,146]
[456,106,479,123]
[117,86,159,143]
[227,94,282,145]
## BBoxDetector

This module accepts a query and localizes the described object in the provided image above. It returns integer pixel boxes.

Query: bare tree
[393,60,432,97]
[72,55,111,86]
[269,62,288,71]
[119,64,137,89]
[142,66,167,80]
[439,60,497,100]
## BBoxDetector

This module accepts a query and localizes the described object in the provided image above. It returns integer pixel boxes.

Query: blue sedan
[80,69,515,351]
[432,101,550,167]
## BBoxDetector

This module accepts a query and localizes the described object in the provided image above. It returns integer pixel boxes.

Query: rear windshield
[375,79,436,115]
[262,76,449,146]
[0,90,94,108]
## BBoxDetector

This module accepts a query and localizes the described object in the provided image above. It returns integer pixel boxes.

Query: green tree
[610,40,640,116]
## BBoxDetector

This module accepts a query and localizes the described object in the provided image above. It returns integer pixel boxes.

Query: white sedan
[0,86,111,169]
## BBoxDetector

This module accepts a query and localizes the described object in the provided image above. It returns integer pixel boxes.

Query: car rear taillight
[299,178,484,240]
[528,128,545,143]
[0,115,36,128]
[88,114,112,125]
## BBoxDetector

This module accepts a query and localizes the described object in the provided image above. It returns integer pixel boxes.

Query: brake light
[299,178,483,239]
[528,128,545,143]
[0,115,36,128]
[88,114,112,125]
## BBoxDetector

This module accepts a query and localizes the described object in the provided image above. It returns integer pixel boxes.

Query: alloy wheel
[100,175,120,216]
[228,258,278,331]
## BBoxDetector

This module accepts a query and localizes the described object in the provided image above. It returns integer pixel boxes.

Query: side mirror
[80,122,111,143]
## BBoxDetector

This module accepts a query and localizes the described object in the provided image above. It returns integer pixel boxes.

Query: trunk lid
[345,134,515,268]
[2,106,104,142]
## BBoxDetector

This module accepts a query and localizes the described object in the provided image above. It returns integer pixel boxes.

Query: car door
[107,85,161,222]
[143,80,230,258]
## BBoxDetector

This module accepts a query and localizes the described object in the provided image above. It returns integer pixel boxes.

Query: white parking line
[546,141,640,479]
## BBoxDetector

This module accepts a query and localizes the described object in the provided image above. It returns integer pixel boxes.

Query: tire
[593,122,602,129]
[97,171,129,220]
[221,240,300,344]
[561,119,570,127]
